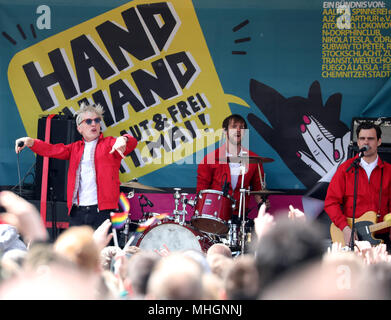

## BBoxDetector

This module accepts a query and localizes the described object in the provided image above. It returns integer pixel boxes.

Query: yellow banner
[8,0,240,181]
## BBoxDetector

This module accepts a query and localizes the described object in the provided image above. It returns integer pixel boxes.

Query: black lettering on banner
[196,92,207,108]
[166,51,197,89]
[167,105,179,123]
[146,134,171,157]
[129,125,142,141]
[177,101,192,119]
[138,2,178,52]
[91,90,115,127]
[110,79,146,121]
[139,119,152,136]
[153,113,167,131]
[170,126,188,150]
[184,120,197,139]
[96,7,156,71]
[131,58,180,107]
[22,48,78,111]
[71,34,116,93]
[187,95,200,113]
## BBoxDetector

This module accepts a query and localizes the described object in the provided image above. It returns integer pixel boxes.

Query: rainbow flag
[136,213,168,233]
[111,211,128,229]
[118,192,130,213]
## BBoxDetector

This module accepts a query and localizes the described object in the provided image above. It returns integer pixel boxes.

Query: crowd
[0,190,391,300]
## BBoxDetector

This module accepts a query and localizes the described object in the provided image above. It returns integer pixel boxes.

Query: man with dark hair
[325,121,391,248]
[254,218,325,296]
[196,114,264,229]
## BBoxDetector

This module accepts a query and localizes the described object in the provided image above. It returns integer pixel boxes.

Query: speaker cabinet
[34,115,82,202]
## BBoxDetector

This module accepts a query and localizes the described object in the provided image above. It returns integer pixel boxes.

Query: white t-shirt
[360,156,378,182]
[77,139,98,206]
[227,149,245,190]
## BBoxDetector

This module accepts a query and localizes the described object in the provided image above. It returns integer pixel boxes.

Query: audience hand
[0,191,48,243]
[93,219,113,250]
[288,205,306,222]
[254,203,275,240]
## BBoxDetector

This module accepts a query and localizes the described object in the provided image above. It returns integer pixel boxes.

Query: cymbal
[220,156,274,164]
[246,190,284,195]
[120,181,164,192]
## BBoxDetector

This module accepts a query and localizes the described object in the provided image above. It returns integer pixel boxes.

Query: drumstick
[258,163,266,189]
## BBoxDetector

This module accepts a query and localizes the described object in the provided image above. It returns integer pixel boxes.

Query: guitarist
[325,121,391,249]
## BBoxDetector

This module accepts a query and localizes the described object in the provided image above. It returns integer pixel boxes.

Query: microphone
[346,145,369,172]
[141,195,154,207]
[358,145,369,153]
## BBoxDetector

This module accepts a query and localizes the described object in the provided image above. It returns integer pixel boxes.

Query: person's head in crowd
[224,255,260,300]
[146,253,204,300]
[254,217,325,294]
[207,243,232,259]
[122,251,160,299]
[0,249,27,280]
[207,253,234,279]
[0,263,96,300]
[202,273,226,300]
[23,242,75,273]
[53,226,101,274]
[368,262,391,299]
[183,249,211,274]
[261,253,380,300]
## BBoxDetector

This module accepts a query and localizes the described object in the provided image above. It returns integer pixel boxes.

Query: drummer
[196,114,264,222]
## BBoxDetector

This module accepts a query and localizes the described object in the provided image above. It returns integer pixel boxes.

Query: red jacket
[31,133,137,214]
[324,155,391,231]
[196,144,264,215]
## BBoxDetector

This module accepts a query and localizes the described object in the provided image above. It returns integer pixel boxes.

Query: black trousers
[69,205,116,230]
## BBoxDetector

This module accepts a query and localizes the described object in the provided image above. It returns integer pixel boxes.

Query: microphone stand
[238,164,247,255]
[346,150,365,251]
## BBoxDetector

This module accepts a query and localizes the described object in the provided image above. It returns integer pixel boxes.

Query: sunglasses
[81,117,101,125]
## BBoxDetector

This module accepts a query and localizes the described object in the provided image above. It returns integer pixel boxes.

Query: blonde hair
[75,103,104,126]
[53,226,100,273]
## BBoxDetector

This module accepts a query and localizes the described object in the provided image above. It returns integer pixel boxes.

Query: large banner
[1,0,391,194]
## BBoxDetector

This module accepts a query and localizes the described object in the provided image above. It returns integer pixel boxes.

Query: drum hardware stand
[174,192,187,224]
[227,220,239,248]
[238,163,248,255]
[122,190,135,245]
[173,188,182,217]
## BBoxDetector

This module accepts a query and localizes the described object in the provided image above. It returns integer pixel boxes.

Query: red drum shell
[192,189,234,234]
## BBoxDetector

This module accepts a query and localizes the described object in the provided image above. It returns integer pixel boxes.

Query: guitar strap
[378,165,384,216]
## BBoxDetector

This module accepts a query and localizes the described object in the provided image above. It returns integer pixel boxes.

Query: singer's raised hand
[15,137,34,153]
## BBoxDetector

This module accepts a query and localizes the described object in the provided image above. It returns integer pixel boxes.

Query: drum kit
[120,155,282,256]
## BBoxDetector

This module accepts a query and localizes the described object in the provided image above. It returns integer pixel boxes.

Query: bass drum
[136,221,213,253]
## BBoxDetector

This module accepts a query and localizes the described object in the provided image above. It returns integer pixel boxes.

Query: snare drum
[136,221,213,253]
[191,189,235,235]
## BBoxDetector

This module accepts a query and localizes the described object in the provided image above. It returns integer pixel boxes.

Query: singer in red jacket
[15,103,138,229]
[196,114,265,218]
[325,121,391,247]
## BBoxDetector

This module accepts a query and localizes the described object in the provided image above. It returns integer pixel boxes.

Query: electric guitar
[330,211,391,246]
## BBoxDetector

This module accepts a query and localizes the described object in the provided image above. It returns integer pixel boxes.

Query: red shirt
[31,133,137,214]
[196,144,264,215]
[324,155,391,231]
